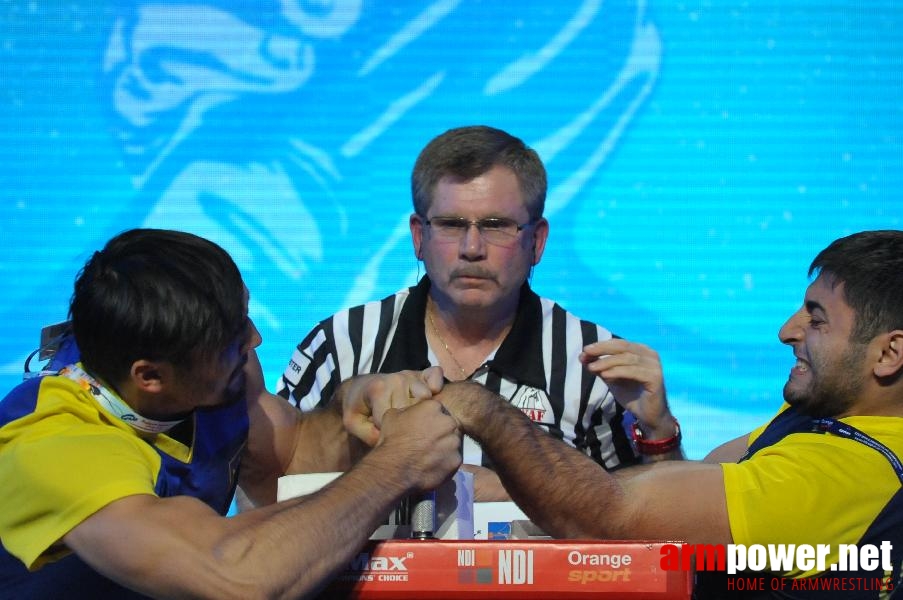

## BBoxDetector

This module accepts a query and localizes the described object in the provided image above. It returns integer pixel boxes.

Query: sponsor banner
[324,540,693,599]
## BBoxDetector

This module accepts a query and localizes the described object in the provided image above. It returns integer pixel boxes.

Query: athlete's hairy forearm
[438,382,628,539]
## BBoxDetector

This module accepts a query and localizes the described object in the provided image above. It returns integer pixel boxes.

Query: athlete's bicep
[617,461,733,545]
[239,352,302,505]
[63,494,244,598]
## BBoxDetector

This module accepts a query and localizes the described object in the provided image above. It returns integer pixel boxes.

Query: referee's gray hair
[411,125,547,220]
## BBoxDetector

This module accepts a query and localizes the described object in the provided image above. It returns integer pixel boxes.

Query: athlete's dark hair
[809,229,903,343]
[69,228,246,386]
[411,125,547,220]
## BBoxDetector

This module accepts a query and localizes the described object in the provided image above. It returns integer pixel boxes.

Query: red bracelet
[631,418,682,455]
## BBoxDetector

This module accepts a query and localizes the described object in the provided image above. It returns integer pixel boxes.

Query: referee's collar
[380,276,547,390]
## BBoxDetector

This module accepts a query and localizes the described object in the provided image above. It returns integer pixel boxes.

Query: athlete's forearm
[221,446,416,598]
[65,445,418,600]
[438,382,624,539]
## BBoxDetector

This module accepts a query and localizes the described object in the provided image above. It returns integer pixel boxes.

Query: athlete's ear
[130,360,168,393]
[874,330,903,379]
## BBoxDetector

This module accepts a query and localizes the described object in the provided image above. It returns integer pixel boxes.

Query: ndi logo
[498,549,534,585]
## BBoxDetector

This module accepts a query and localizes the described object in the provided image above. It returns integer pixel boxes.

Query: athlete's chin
[783,388,839,418]
[783,376,810,401]
[783,385,811,412]
[221,374,247,407]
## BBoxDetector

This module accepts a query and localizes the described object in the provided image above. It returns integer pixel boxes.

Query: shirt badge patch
[511,385,555,425]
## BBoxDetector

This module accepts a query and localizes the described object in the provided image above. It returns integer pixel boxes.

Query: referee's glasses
[423,216,534,247]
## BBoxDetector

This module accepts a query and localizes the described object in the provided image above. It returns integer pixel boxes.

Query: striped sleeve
[277,320,339,411]
[538,298,638,469]
[276,289,410,412]
[580,324,638,470]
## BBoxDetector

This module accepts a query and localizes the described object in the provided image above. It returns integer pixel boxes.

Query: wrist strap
[631,417,682,455]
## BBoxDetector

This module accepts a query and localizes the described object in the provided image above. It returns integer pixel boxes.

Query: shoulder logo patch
[510,385,555,425]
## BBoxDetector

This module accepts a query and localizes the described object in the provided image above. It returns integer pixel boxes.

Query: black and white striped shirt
[277,277,639,470]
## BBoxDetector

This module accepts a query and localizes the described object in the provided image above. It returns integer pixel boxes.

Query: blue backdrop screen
[2,1,901,457]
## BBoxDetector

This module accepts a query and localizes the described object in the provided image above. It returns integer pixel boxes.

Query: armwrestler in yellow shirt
[423,230,903,599]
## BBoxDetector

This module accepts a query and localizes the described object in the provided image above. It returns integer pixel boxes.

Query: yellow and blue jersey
[717,404,903,597]
[0,353,248,597]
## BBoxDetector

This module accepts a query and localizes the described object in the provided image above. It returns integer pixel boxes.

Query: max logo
[511,386,555,425]
[349,554,410,572]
